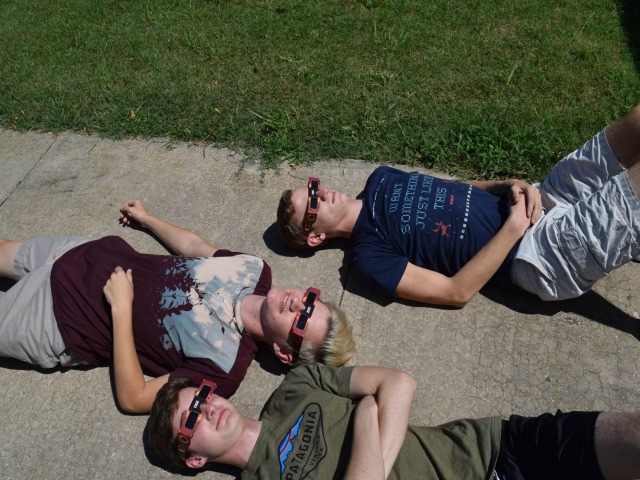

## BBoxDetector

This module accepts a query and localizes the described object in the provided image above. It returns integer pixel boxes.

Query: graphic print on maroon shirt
[50,236,271,397]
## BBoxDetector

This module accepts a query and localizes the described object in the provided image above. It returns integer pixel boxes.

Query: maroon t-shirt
[50,236,271,398]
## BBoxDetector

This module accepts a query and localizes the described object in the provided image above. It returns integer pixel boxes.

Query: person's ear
[185,455,208,469]
[306,232,326,248]
[272,343,294,364]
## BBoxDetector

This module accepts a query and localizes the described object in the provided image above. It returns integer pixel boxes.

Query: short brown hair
[147,378,194,469]
[284,301,356,367]
[277,189,311,249]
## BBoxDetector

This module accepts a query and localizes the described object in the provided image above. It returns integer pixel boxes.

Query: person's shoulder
[282,364,354,390]
[211,250,268,269]
[374,165,406,175]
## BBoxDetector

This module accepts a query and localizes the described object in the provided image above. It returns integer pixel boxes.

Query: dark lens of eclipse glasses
[184,411,200,430]
[197,385,213,398]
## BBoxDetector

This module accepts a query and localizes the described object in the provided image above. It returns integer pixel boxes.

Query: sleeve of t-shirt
[284,364,355,398]
[168,333,257,398]
[356,165,408,199]
[213,249,272,296]
[351,238,408,297]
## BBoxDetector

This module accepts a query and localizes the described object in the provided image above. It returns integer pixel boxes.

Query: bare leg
[604,106,640,199]
[594,412,640,479]
[0,239,23,279]
[605,106,640,170]
[627,162,640,199]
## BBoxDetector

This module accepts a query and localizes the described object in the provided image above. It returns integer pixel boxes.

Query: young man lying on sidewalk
[148,364,640,479]
[0,200,355,413]
[277,106,640,307]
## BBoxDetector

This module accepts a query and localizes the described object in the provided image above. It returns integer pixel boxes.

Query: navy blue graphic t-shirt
[350,166,518,296]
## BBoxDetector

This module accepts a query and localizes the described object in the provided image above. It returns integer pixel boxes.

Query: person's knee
[0,239,22,279]
[594,412,640,479]
[626,105,640,129]
[606,106,640,169]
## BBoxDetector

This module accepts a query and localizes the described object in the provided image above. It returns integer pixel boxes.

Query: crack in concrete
[0,135,58,210]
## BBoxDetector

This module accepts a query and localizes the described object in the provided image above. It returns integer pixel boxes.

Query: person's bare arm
[344,396,385,480]
[396,192,531,307]
[104,266,169,413]
[119,200,217,257]
[348,367,418,478]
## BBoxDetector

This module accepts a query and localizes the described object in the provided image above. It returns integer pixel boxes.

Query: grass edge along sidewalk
[1,0,639,180]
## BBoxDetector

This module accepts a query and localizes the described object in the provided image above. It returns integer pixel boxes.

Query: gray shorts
[0,236,90,368]
[512,130,640,300]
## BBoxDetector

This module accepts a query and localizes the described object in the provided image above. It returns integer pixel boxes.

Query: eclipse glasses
[290,287,321,353]
[177,379,217,460]
[302,177,320,234]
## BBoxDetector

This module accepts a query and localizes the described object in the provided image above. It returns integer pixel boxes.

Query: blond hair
[284,301,356,367]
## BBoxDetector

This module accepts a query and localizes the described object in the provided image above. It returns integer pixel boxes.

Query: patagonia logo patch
[278,403,326,479]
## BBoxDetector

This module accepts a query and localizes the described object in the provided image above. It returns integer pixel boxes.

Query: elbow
[450,297,470,308]
[398,371,419,398]
[117,396,147,414]
[447,293,472,309]
[447,284,476,308]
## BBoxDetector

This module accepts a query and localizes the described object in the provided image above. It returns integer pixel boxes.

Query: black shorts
[495,410,605,480]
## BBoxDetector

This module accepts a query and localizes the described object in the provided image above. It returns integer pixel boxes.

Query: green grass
[1,0,639,180]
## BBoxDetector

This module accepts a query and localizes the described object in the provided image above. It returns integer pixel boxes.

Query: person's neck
[217,419,262,469]
[238,295,265,341]
[331,199,362,239]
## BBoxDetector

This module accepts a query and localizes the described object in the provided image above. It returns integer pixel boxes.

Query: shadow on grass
[617,0,640,72]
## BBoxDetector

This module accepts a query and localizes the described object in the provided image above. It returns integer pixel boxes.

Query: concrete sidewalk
[1,129,639,480]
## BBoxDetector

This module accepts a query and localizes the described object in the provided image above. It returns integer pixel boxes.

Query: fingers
[525,187,535,218]
[119,200,141,226]
[107,266,133,285]
[509,185,522,204]
[120,199,138,211]
[511,182,542,223]
[525,186,542,224]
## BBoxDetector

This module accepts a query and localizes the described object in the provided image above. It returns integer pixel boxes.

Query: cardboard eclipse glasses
[290,287,321,353]
[177,379,217,460]
[302,177,320,233]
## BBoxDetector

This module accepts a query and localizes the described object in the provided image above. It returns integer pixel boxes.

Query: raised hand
[119,199,152,228]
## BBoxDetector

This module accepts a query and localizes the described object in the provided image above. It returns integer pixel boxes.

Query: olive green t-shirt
[242,365,501,480]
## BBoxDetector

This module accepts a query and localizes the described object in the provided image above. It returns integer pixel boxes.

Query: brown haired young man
[277,106,640,308]
[0,200,354,413]
[148,365,640,479]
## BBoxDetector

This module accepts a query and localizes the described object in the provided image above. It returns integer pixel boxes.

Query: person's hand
[103,267,134,313]
[120,200,151,228]
[509,180,542,225]
[507,194,531,237]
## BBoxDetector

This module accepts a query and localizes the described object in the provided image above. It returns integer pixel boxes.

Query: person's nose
[290,295,306,312]
[200,402,215,419]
